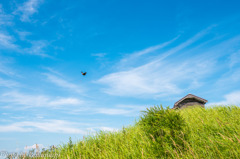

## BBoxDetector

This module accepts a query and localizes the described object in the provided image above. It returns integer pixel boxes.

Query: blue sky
[0,0,240,153]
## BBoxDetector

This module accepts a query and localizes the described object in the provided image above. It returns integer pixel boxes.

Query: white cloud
[0,91,84,108]
[0,4,13,26]
[1,91,49,107]
[207,91,240,106]
[96,57,213,98]
[96,104,147,116]
[0,61,16,76]
[0,5,50,57]
[0,120,87,134]
[24,144,45,151]
[224,91,240,104]
[44,73,85,94]
[215,68,240,87]
[22,40,51,57]
[143,26,213,67]
[42,67,62,76]
[0,33,50,57]
[97,108,131,115]
[0,3,51,57]
[0,124,33,132]
[15,0,43,22]
[16,30,31,41]
[0,3,50,57]
[0,77,20,87]
[0,32,18,49]
[117,36,179,69]
[0,57,20,83]
[96,26,240,98]
[91,53,107,58]
[99,127,118,132]
[229,50,240,68]
[49,98,83,106]
[87,126,119,133]
[96,31,209,98]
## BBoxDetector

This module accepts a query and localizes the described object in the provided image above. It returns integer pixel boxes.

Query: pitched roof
[174,94,208,107]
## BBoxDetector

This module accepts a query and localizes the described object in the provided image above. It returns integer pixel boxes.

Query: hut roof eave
[174,94,208,107]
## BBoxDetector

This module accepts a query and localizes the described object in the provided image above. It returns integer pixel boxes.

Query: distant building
[172,94,208,109]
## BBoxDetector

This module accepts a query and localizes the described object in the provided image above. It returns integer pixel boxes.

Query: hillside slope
[18,105,240,159]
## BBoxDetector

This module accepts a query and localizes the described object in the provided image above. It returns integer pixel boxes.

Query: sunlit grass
[15,105,240,159]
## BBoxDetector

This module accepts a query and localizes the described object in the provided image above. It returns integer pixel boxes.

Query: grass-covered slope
[21,105,240,159]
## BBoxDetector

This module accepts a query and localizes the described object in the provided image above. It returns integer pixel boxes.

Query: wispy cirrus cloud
[0,78,20,88]
[48,98,81,106]
[91,53,107,58]
[15,0,44,22]
[0,4,13,26]
[88,126,119,133]
[97,108,131,115]
[24,40,50,57]
[96,51,214,98]
[44,73,85,94]
[207,91,240,106]
[143,25,214,67]
[0,32,50,57]
[96,26,240,98]
[96,104,147,116]
[216,68,240,86]
[0,32,18,50]
[16,31,31,41]
[0,2,51,57]
[0,58,16,76]
[0,91,84,109]
[229,50,240,68]
[117,36,179,69]
[116,26,213,71]
[99,127,118,132]
[0,120,87,134]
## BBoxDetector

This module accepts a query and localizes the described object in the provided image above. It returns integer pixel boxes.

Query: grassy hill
[16,105,240,159]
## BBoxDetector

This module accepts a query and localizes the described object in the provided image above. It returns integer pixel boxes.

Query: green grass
[16,105,240,159]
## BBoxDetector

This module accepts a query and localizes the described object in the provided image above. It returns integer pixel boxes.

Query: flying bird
[81,72,87,76]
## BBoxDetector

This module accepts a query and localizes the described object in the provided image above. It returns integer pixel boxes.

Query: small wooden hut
[172,94,208,109]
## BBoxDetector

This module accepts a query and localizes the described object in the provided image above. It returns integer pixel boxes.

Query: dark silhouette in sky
[81,72,87,76]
